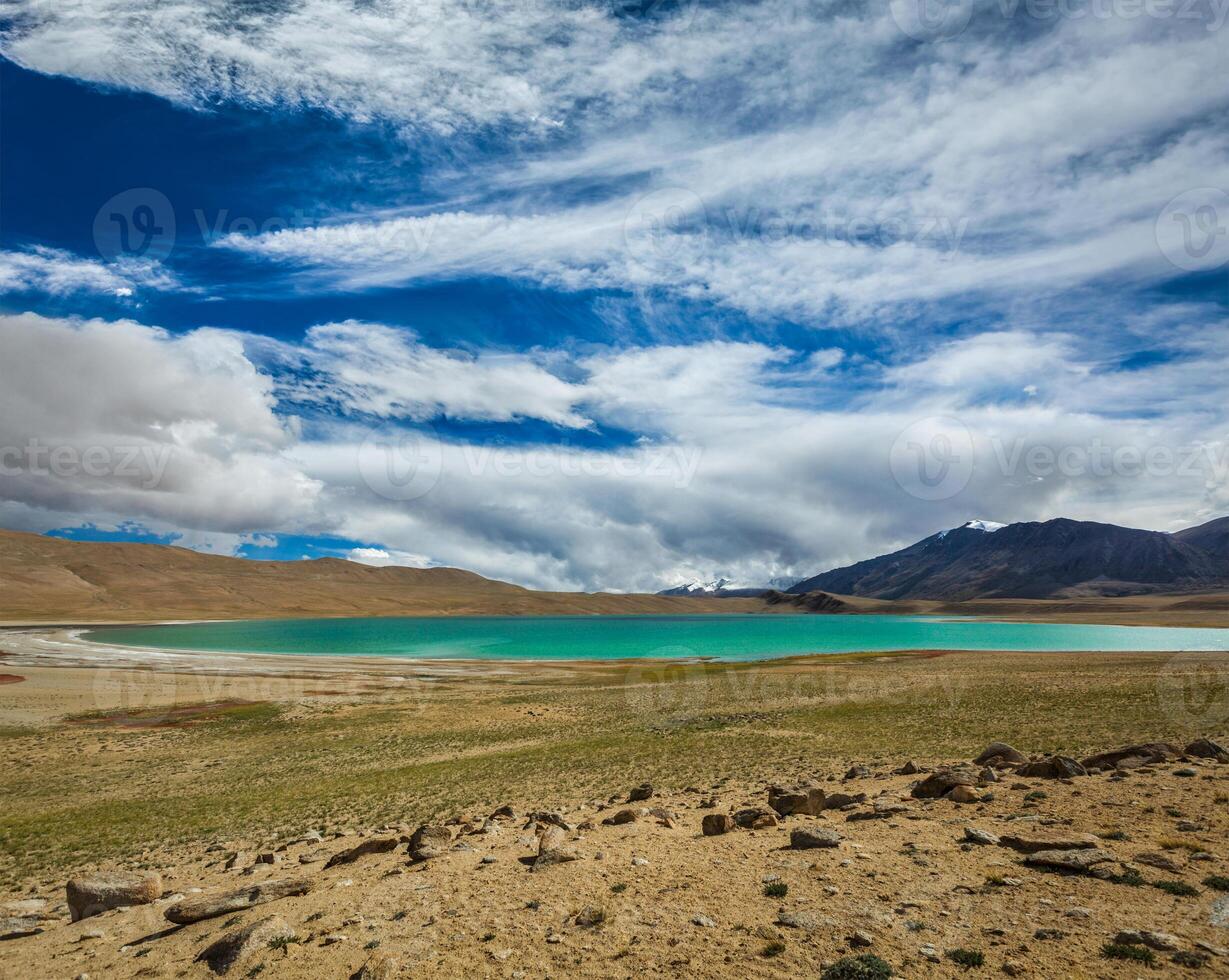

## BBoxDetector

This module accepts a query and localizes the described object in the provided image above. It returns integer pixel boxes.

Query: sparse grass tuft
[762,940,787,958]
[763,881,788,898]
[1202,874,1229,891]
[821,953,893,980]
[947,948,984,968]
[1153,879,1199,897]
[1101,942,1155,964]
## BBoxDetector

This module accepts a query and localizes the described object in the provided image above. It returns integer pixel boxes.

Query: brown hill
[0,529,761,623]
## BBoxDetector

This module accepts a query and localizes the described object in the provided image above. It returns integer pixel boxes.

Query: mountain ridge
[788,516,1229,600]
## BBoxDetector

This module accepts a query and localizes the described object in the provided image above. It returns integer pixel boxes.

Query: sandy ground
[2,628,1229,977]
[2,746,1228,978]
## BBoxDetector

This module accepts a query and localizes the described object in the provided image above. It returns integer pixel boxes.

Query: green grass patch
[763,882,788,898]
[1101,942,1155,964]
[1153,879,1199,897]
[947,948,984,968]
[821,954,893,979]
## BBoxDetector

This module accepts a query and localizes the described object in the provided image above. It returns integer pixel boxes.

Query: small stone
[628,783,654,802]
[574,906,605,927]
[692,915,717,928]
[919,943,941,962]
[702,813,735,836]
[790,826,842,849]
[1016,756,1086,779]
[1174,767,1198,777]
[844,765,870,780]
[631,856,649,866]
[603,808,638,826]
[974,742,1027,766]
[964,827,1000,846]
[912,768,978,799]
[849,930,874,947]
[947,785,981,804]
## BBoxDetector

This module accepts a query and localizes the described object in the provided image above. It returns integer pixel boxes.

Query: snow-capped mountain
[937,519,1006,539]
[657,577,742,596]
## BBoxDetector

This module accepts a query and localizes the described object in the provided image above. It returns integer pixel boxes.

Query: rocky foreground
[2,737,1228,978]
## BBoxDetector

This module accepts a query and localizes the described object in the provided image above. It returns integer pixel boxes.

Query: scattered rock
[196,914,295,975]
[66,871,162,922]
[324,836,399,869]
[702,814,735,836]
[999,833,1099,854]
[946,785,981,803]
[974,741,1027,766]
[532,826,579,870]
[603,808,638,826]
[912,768,978,799]
[1134,851,1183,873]
[897,760,921,775]
[0,915,44,940]
[408,825,452,862]
[822,792,868,810]
[1114,929,1180,951]
[692,915,717,928]
[1185,737,1229,761]
[628,783,654,802]
[849,930,874,947]
[844,765,870,780]
[963,827,1000,846]
[1016,756,1086,779]
[165,877,316,925]
[1080,743,1181,771]
[768,783,826,816]
[224,852,250,871]
[790,826,842,849]
[1022,848,1114,873]
[733,806,778,829]
[574,906,605,927]
[776,911,825,931]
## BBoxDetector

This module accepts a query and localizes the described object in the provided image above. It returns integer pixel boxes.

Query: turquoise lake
[84,615,1229,662]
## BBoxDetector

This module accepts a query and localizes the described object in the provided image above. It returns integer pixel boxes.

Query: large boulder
[1016,756,1086,779]
[911,767,978,799]
[66,871,162,922]
[408,825,452,862]
[1080,742,1181,771]
[790,826,842,849]
[165,877,315,925]
[973,741,1027,766]
[324,835,399,869]
[768,783,826,816]
[196,914,295,975]
[1185,737,1229,761]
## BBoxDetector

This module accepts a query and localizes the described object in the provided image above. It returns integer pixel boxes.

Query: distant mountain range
[787,517,1229,600]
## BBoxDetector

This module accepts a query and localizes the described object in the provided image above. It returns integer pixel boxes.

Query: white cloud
[2,311,1225,591]
[0,246,180,297]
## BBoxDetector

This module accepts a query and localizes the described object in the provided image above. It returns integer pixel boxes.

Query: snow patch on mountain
[937,520,1007,540]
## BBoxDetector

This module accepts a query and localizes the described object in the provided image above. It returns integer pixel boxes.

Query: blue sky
[0,0,1227,590]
